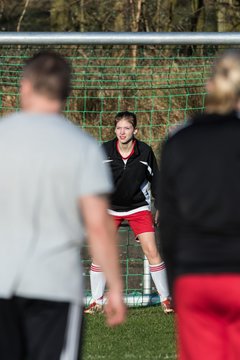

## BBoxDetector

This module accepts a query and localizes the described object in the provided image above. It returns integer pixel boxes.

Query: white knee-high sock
[90,264,106,305]
[149,262,169,301]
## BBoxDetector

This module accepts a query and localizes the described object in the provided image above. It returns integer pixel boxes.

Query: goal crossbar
[1,32,240,45]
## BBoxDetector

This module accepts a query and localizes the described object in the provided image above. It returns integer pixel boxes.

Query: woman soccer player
[85,111,173,314]
[159,49,240,360]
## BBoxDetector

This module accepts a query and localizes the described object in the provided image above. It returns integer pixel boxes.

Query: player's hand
[155,210,160,227]
[104,290,126,327]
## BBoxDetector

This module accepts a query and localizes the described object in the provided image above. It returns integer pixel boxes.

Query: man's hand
[104,290,126,327]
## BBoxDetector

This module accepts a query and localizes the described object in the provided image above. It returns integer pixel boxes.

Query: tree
[191,0,205,31]
[50,0,70,31]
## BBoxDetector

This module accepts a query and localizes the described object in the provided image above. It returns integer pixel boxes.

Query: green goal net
[0,44,216,305]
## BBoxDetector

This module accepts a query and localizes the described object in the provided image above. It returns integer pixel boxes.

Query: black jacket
[159,112,240,292]
[102,138,160,212]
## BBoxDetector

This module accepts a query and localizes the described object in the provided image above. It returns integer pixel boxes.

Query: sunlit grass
[82,306,176,359]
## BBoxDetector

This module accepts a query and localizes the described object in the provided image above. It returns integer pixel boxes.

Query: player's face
[115,119,136,144]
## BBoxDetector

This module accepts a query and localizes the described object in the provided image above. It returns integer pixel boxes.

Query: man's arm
[79,194,126,326]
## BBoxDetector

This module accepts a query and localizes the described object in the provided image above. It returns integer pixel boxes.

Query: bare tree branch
[17,0,31,32]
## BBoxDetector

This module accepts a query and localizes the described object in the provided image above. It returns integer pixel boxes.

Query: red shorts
[175,274,240,360]
[112,210,155,237]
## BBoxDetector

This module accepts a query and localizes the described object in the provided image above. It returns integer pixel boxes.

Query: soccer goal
[1,32,239,306]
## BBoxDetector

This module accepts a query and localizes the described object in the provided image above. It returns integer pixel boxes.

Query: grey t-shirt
[0,111,112,304]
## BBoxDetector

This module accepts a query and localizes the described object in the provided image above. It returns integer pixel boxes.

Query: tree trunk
[191,0,205,31]
[79,0,84,32]
[129,0,142,69]
[50,0,70,31]
[113,0,124,31]
[204,0,217,32]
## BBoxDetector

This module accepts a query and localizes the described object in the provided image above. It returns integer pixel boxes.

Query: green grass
[82,306,176,359]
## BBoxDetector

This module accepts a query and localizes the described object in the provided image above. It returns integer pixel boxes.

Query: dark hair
[22,51,72,101]
[114,111,137,128]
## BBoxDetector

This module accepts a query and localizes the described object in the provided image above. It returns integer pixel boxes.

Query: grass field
[82,306,176,359]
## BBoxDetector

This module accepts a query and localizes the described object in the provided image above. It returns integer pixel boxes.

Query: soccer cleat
[161,298,174,314]
[84,301,104,314]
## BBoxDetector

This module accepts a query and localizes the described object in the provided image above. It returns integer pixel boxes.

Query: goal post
[1,32,239,306]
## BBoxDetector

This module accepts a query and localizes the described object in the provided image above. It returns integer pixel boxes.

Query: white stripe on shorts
[60,303,82,360]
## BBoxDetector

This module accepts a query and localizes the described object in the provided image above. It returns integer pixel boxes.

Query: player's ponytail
[206,50,240,115]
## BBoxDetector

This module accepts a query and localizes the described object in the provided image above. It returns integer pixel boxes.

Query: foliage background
[1,0,240,33]
[0,0,236,149]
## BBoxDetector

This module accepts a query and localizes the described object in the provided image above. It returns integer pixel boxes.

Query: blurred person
[85,111,173,314]
[0,51,125,360]
[159,49,240,360]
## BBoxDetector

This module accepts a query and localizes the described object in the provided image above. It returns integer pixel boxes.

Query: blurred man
[0,51,125,360]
